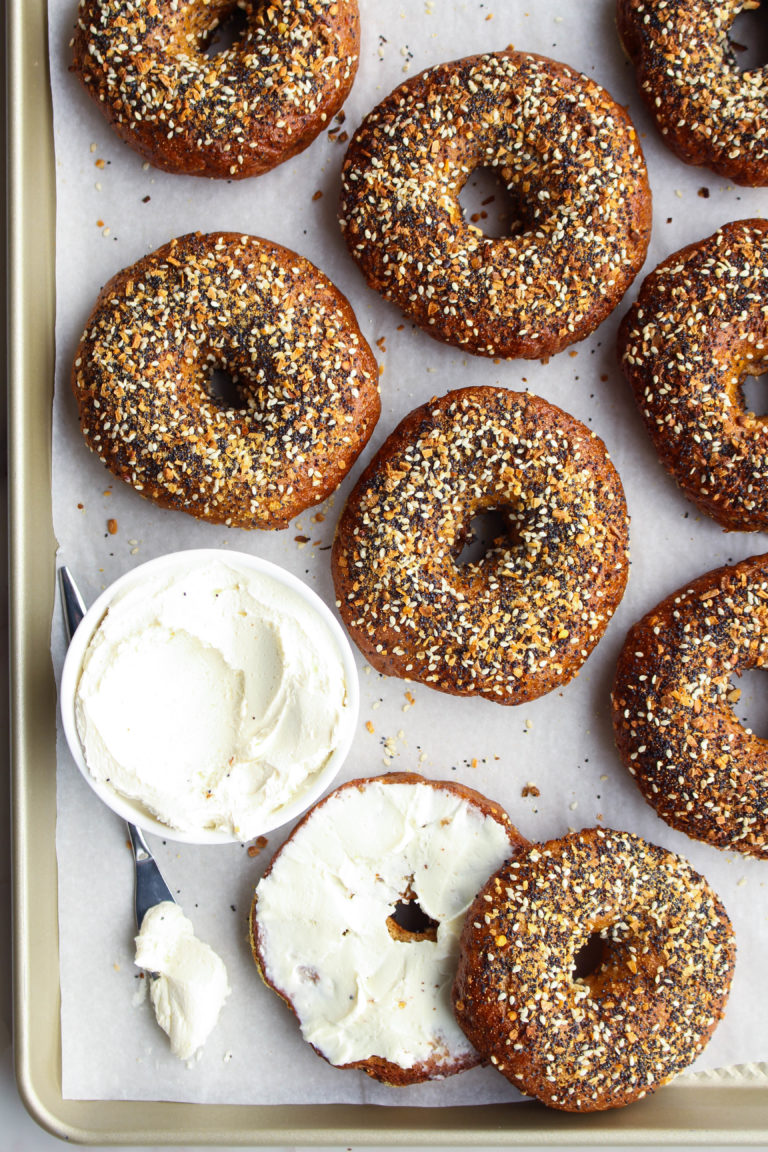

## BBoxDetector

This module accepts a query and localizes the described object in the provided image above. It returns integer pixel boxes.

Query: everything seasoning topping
[72,0,359,178]
[612,554,768,859]
[452,828,735,1112]
[332,387,629,704]
[618,0,768,185]
[619,219,768,531]
[339,50,651,359]
[71,231,379,529]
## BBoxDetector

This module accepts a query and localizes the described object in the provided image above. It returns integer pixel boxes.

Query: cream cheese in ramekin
[74,559,350,840]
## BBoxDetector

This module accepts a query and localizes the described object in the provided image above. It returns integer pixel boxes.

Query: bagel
[617,0,768,185]
[71,231,379,529]
[339,50,651,359]
[612,553,768,858]
[619,219,768,531]
[453,827,735,1111]
[72,0,360,179]
[332,386,629,704]
[249,772,527,1085]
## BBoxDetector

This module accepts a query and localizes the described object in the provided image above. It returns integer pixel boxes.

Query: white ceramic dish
[59,548,360,844]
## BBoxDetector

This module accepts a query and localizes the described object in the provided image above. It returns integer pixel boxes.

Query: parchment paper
[48,0,768,1105]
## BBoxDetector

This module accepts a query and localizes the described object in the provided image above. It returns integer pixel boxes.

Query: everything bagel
[619,219,768,532]
[72,0,360,179]
[618,0,768,185]
[332,386,629,704]
[72,231,379,529]
[339,50,651,359]
[453,828,735,1111]
[613,553,768,858]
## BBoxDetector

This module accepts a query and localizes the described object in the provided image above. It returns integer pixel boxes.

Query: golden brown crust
[612,554,768,858]
[453,828,735,1112]
[71,0,360,179]
[72,231,380,529]
[339,49,651,359]
[617,0,768,185]
[332,387,629,705]
[618,219,768,531]
[249,771,528,1086]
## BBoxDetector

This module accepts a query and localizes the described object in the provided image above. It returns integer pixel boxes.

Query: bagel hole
[459,166,522,239]
[739,369,768,418]
[206,366,247,410]
[201,3,249,58]
[387,895,439,943]
[728,5,768,71]
[572,932,607,981]
[728,666,768,739]
[455,507,522,567]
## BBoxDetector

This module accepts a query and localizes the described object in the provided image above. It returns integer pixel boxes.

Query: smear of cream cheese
[254,780,514,1070]
[74,559,349,839]
[135,902,230,1062]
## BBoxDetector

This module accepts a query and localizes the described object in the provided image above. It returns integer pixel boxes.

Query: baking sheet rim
[8,0,768,1143]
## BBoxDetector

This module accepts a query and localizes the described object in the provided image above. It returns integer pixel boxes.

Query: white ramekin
[59,548,359,844]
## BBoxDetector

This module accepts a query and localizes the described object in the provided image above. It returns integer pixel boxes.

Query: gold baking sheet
[9,0,768,1142]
